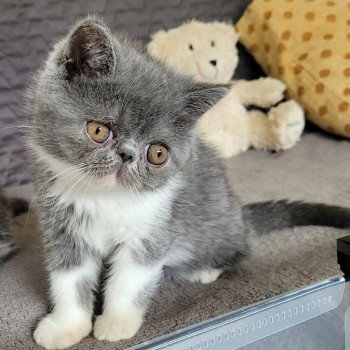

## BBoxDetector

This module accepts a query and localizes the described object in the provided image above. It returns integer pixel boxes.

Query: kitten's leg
[182,267,223,284]
[94,247,163,342]
[34,258,100,350]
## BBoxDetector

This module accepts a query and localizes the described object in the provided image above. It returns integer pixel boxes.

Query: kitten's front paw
[34,313,92,349]
[93,309,143,342]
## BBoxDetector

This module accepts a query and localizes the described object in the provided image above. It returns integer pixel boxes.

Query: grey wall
[0,0,251,186]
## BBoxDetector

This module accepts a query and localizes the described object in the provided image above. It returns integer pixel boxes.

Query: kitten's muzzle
[119,152,133,163]
[115,151,134,179]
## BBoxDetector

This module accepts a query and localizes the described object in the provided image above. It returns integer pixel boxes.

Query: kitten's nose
[120,153,133,163]
[210,59,217,66]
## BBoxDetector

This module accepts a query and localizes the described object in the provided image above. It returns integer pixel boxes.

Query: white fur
[33,146,183,348]
[94,247,163,341]
[148,21,305,158]
[34,259,98,349]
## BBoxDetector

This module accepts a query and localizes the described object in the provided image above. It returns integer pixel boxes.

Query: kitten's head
[29,17,227,192]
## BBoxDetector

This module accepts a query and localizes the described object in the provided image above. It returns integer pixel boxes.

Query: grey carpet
[1,131,349,349]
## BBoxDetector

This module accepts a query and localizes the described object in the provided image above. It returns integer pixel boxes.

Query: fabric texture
[236,0,350,138]
[1,131,349,349]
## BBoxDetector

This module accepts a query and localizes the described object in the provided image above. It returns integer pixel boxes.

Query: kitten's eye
[188,44,194,51]
[147,144,169,166]
[211,41,215,47]
[86,121,111,143]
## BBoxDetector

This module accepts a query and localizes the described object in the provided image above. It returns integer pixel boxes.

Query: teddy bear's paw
[247,77,286,107]
[269,100,305,150]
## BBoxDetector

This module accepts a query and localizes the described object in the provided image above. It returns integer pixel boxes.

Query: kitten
[27,17,350,349]
[0,187,28,263]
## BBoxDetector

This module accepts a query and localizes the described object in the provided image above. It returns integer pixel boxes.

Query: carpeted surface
[1,131,350,349]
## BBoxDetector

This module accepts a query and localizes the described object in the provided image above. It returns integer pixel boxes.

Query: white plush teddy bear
[147,20,305,158]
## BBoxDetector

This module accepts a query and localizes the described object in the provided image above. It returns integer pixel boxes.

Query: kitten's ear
[185,83,229,120]
[61,17,116,80]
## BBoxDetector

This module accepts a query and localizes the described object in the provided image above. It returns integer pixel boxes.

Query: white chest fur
[52,182,177,256]
[81,186,173,255]
[34,145,178,256]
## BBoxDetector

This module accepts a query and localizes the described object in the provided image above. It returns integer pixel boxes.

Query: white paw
[185,268,223,284]
[250,77,286,107]
[93,308,143,342]
[34,313,92,350]
[269,100,305,150]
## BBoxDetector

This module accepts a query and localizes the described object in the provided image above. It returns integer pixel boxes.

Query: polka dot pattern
[319,69,330,78]
[324,33,333,40]
[305,12,315,21]
[319,105,328,117]
[320,50,332,58]
[302,32,312,41]
[315,83,325,94]
[283,11,293,19]
[326,14,336,22]
[281,30,291,40]
[236,0,350,138]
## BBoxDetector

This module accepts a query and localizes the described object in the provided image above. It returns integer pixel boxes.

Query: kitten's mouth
[115,163,126,179]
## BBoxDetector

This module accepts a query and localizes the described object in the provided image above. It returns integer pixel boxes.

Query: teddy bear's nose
[210,59,217,66]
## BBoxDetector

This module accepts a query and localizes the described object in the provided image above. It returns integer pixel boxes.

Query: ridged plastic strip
[134,276,345,350]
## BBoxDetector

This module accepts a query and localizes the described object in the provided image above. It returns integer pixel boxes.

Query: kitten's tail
[0,197,29,263]
[242,200,350,235]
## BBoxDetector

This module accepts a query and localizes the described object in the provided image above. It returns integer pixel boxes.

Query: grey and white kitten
[0,188,28,263]
[27,17,350,349]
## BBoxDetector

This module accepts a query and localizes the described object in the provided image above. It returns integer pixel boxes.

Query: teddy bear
[147,20,305,158]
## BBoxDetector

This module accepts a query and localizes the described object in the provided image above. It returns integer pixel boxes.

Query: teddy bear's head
[147,20,239,84]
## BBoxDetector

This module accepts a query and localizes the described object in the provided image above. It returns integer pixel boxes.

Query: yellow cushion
[236,0,350,138]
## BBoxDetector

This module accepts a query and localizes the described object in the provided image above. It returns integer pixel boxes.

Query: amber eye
[86,121,111,143]
[147,144,169,165]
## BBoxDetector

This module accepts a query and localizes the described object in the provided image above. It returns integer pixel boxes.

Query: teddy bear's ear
[147,30,171,59]
[185,82,229,121]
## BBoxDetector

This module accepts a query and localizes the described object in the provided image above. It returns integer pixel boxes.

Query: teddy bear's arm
[231,77,286,108]
[197,91,304,158]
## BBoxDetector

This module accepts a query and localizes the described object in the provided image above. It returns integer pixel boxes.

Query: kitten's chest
[70,186,173,255]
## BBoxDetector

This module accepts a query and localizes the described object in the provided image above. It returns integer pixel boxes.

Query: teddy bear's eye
[211,41,215,47]
[188,44,194,51]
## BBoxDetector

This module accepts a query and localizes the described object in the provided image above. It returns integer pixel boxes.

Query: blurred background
[0,0,254,187]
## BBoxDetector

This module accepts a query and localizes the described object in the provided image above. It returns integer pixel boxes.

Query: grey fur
[244,200,350,235]
[0,188,28,263]
[27,16,350,344]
